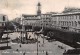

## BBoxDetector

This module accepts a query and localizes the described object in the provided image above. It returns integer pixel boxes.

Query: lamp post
[6,21,9,47]
[21,15,26,43]
[21,15,23,43]
[36,15,41,55]
[7,33,9,47]
[20,15,24,46]
[41,15,44,46]
[37,33,38,55]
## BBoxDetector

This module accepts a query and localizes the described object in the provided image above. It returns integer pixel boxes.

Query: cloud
[0,0,80,20]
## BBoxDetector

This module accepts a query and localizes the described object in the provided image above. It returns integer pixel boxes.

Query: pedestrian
[20,44,21,47]
[46,51,48,55]
[39,45,40,47]
[23,52,25,55]
[16,49,19,51]
[42,44,43,47]
[64,49,66,53]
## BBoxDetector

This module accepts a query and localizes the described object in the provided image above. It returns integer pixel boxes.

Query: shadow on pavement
[0,46,11,50]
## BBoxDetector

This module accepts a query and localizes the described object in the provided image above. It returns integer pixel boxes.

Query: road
[0,32,74,55]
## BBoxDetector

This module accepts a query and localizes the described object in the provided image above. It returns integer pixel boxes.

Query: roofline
[52,12,80,16]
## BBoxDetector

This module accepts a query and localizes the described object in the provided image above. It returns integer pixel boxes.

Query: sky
[0,0,80,20]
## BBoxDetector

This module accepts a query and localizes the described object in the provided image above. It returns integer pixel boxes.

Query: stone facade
[0,14,8,27]
[52,12,80,32]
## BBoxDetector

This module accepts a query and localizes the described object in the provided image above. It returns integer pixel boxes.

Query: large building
[22,14,41,27]
[52,8,80,32]
[21,2,80,33]
[21,2,52,29]
[0,14,8,38]
[40,13,52,28]
[22,2,41,27]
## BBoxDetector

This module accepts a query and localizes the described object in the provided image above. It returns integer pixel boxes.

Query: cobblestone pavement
[0,32,74,55]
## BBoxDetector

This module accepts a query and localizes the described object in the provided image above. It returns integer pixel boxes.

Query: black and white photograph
[0,0,80,55]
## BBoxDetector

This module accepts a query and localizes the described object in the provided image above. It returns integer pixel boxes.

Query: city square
[0,32,74,55]
[0,0,80,55]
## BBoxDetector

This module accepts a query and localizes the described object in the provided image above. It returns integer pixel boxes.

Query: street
[0,32,74,55]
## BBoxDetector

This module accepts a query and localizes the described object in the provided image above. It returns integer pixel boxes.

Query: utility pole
[20,15,23,47]
[36,15,41,55]
[37,34,38,55]
[6,20,9,47]
[21,15,23,43]
[7,33,9,47]
[42,15,44,46]
[21,15,26,43]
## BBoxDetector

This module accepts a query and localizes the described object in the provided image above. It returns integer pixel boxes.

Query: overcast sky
[0,0,80,20]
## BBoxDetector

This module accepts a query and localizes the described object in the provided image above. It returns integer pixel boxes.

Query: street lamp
[21,15,23,43]
[20,15,24,47]
[6,21,9,47]
[35,15,41,55]
[36,33,39,55]
[7,33,9,47]
[41,15,44,46]
[20,15,26,43]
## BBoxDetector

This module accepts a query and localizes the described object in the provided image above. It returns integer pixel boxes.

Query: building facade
[21,2,42,27]
[52,12,80,32]
[22,14,41,27]
[22,14,52,29]
[0,14,8,27]
[40,14,52,28]
[21,2,80,33]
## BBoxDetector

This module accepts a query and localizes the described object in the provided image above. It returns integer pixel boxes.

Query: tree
[4,22,15,30]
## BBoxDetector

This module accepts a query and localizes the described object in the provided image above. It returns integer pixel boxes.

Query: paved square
[0,32,74,55]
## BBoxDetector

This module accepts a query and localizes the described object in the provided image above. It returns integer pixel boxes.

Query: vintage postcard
[0,0,80,55]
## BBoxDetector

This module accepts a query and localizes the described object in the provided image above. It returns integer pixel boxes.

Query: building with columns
[52,8,80,32]
[40,13,52,28]
[21,2,80,33]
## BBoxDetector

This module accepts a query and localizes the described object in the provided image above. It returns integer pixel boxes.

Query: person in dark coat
[19,44,21,47]
[46,51,48,55]
[23,52,25,55]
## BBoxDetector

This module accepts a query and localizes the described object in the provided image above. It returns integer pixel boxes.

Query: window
[79,15,80,19]
[46,24,48,25]
[70,16,71,20]
[76,15,77,19]
[2,23,4,26]
[49,20,50,22]
[3,16,5,21]
[75,21,77,26]
[72,21,73,26]
[67,21,68,26]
